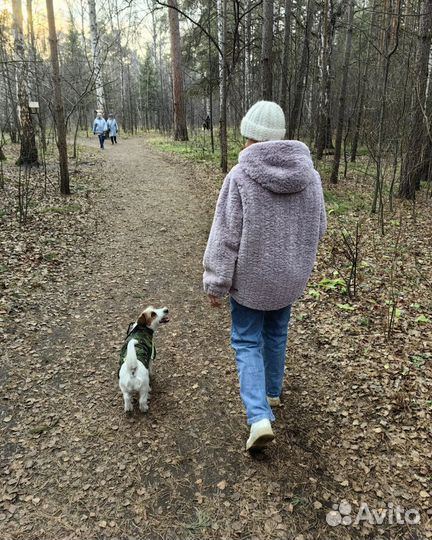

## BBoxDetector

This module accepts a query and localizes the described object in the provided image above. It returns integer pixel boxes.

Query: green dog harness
[119,323,156,370]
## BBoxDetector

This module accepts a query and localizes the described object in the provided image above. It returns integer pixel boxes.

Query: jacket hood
[238,140,314,194]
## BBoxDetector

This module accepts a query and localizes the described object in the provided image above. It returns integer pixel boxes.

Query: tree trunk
[289,0,314,138]
[208,0,215,153]
[280,0,292,123]
[12,0,38,166]
[127,63,135,133]
[330,0,354,183]
[399,0,432,199]
[351,3,376,162]
[372,0,401,216]
[26,0,46,151]
[244,7,252,110]
[217,0,228,171]
[0,22,19,143]
[167,0,189,141]
[261,0,273,100]
[151,9,163,131]
[113,0,128,131]
[46,0,70,195]
[316,0,342,159]
[88,0,105,112]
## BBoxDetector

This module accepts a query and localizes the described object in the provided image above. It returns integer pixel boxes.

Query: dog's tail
[125,339,139,376]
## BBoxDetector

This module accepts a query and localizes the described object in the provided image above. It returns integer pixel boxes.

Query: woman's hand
[208,294,223,307]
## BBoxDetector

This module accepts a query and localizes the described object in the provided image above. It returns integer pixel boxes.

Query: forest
[0,0,431,539]
[1,0,432,195]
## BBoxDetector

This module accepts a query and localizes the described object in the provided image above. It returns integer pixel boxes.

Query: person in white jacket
[107,114,119,145]
[93,112,107,149]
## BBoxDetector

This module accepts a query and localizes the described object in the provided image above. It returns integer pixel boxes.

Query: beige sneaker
[246,419,274,451]
[267,396,281,407]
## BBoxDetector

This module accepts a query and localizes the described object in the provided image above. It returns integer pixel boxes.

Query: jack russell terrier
[118,305,169,413]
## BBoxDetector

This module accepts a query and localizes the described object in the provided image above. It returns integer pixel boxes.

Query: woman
[107,114,119,144]
[93,111,107,149]
[203,101,327,451]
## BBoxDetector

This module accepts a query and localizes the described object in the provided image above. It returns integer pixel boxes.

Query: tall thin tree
[330,0,354,183]
[371,0,402,215]
[26,0,46,151]
[280,0,292,122]
[399,0,432,199]
[88,0,105,112]
[217,0,227,171]
[0,13,19,143]
[289,0,314,138]
[208,0,215,153]
[167,0,188,141]
[316,0,346,159]
[11,0,38,166]
[261,0,274,100]
[46,0,70,195]
[351,3,375,162]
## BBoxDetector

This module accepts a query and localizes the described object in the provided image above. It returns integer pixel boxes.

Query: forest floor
[0,135,431,540]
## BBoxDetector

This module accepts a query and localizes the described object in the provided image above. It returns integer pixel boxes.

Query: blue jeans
[230,297,291,425]
[98,134,105,148]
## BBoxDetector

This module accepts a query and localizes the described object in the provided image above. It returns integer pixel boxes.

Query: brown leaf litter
[0,137,431,539]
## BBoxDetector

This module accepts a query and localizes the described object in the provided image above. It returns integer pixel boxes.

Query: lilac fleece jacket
[203,140,327,311]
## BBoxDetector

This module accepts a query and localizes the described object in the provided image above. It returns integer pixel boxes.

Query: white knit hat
[240,101,286,142]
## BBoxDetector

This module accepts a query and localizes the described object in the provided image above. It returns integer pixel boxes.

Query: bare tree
[330,0,354,183]
[399,0,432,199]
[26,0,46,151]
[167,0,188,141]
[279,0,292,123]
[261,0,273,99]
[46,0,70,195]
[11,0,38,166]
[289,0,314,139]
[207,0,215,152]
[351,2,376,162]
[218,0,228,171]
[316,0,346,160]
[371,0,402,216]
[88,0,106,112]
[0,12,19,143]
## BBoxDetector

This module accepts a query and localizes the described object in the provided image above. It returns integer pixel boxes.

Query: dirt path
[1,137,429,539]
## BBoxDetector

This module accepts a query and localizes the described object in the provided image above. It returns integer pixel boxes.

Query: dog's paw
[139,403,149,413]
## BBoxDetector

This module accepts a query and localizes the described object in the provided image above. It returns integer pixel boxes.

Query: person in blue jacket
[107,114,119,144]
[93,112,108,149]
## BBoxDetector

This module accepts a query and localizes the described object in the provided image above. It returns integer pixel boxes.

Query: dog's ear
[137,312,148,326]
